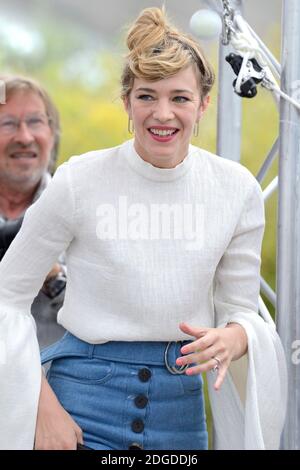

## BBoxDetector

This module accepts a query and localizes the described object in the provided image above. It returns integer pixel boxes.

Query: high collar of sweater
[124,139,194,182]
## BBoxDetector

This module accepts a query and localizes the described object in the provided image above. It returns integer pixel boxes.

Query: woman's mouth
[148,127,179,142]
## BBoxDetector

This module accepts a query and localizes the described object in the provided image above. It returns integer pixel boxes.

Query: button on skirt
[41,332,208,450]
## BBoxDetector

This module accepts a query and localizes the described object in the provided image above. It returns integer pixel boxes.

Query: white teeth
[150,128,176,136]
[11,153,36,159]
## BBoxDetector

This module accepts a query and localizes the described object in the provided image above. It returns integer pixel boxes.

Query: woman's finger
[213,364,227,391]
[184,357,227,376]
[179,322,209,339]
[177,344,220,366]
[75,425,84,445]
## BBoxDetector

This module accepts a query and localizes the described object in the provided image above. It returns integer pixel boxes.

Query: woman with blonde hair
[0,7,286,450]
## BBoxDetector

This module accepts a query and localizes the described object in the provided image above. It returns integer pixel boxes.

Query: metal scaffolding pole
[217,0,243,162]
[214,0,243,450]
[277,0,300,450]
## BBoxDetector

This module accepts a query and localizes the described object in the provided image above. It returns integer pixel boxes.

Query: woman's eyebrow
[135,87,194,95]
[172,89,194,95]
[135,87,157,93]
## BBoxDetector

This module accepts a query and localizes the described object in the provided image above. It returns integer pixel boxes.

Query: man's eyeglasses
[0,114,50,135]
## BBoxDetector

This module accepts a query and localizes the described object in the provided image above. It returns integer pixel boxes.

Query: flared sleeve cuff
[0,307,41,449]
[207,312,287,450]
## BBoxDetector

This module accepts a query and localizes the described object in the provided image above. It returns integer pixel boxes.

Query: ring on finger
[212,355,221,372]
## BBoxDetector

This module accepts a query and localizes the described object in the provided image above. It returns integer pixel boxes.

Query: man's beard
[0,165,45,192]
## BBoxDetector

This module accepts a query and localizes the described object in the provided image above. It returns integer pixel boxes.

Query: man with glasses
[0,75,65,348]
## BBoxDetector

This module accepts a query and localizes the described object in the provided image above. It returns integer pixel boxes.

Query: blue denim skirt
[41,332,208,450]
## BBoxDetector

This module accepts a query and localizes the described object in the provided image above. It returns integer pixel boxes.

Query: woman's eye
[173,96,189,103]
[137,94,154,101]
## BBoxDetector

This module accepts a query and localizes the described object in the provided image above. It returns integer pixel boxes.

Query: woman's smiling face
[124,65,209,169]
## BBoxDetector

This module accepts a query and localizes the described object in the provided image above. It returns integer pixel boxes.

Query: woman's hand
[44,263,62,282]
[176,322,248,391]
[34,373,83,450]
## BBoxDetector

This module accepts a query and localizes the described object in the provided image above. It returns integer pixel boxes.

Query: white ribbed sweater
[0,140,287,449]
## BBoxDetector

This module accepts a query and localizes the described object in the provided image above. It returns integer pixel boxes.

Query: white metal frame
[215,0,300,450]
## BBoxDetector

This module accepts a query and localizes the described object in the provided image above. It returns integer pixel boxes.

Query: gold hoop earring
[193,122,199,138]
[128,118,134,134]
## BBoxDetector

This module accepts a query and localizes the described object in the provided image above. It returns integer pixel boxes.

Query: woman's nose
[152,99,175,122]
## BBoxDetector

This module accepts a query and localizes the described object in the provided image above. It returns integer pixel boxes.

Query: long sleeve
[0,162,76,449]
[213,178,265,327]
[207,178,287,449]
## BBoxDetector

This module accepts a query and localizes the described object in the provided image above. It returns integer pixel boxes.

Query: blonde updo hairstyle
[121,7,215,104]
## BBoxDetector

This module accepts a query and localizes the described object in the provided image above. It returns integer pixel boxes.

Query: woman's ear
[197,95,210,121]
[123,95,132,118]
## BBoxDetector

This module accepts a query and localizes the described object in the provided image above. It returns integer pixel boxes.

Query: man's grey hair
[0,75,60,175]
